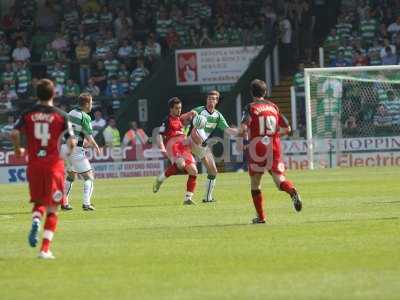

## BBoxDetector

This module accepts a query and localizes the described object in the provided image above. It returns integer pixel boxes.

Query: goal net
[304,65,400,169]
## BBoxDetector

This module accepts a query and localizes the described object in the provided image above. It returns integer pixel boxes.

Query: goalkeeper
[189,90,238,202]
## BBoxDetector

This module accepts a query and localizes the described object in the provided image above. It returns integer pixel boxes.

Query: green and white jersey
[191,106,229,141]
[68,108,93,147]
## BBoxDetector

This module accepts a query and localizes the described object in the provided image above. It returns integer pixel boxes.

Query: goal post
[304,65,400,170]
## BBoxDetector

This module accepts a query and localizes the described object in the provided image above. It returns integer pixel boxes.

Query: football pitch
[0,167,399,300]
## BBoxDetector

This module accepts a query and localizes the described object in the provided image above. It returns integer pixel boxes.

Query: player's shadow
[303,216,399,224]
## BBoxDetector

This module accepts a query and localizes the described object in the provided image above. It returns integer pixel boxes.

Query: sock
[64,179,73,204]
[204,175,216,201]
[187,175,197,193]
[160,164,179,181]
[41,213,58,252]
[280,180,295,196]
[83,179,94,206]
[251,189,265,221]
[32,204,45,223]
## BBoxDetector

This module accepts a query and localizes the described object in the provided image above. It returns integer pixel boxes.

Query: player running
[10,79,76,259]
[239,79,302,224]
[189,90,238,202]
[61,93,100,211]
[152,97,198,205]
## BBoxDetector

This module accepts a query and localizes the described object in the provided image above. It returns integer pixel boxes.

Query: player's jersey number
[258,115,277,136]
[34,122,50,146]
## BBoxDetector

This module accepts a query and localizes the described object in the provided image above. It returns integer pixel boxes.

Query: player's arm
[278,113,291,136]
[64,114,77,154]
[157,120,167,155]
[81,114,100,153]
[10,129,25,157]
[11,113,25,157]
[180,111,197,126]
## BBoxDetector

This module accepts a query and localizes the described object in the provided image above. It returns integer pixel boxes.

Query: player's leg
[153,163,179,193]
[62,171,76,210]
[29,203,45,247]
[201,151,218,203]
[250,173,266,223]
[183,162,198,205]
[269,170,302,212]
[81,170,95,211]
[38,205,58,259]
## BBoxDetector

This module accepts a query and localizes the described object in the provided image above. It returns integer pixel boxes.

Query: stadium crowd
[293,0,400,138]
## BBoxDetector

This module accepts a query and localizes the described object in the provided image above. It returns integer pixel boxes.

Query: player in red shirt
[240,79,302,223]
[11,79,76,259]
[152,97,198,204]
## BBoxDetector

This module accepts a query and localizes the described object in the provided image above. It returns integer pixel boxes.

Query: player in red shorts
[10,79,76,259]
[152,97,198,204]
[239,79,302,224]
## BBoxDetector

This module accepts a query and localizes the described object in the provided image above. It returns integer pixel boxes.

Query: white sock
[83,179,94,206]
[204,178,216,201]
[65,180,73,201]
[158,173,166,182]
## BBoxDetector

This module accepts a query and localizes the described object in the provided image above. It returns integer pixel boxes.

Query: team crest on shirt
[53,190,63,202]
[277,163,285,173]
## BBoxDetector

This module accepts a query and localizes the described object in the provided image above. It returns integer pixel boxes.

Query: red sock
[186,175,197,193]
[32,204,45,221]
[251,190,265,220]
[165,164,179,178]
[41,213,58,252]
[280,180,295,195]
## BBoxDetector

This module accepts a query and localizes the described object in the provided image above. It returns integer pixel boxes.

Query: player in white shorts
[189,90,238,202]
[61,93,100,211]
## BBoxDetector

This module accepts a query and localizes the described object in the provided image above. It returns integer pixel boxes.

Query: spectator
[75,39,91,86]
[188,27,200,47]
[278,14,293,68]
[0,84,18,112]
[64,79,80,98]
[373,103,391,127]
[99,4,113,27]
[324,28,341,60]
[130,57,149,92]
[84,77,101,97]
[381,90,400,124]
[114,10,133,33]
[103,117,121,148]
[0,63,16,92]
[214,26,229,46]
[51,62,68,96]
[155,8,172,41]
[118,39,134,61]
[144,33,161,63]
[0,34,11,63]
[91,60,107,92]
[165,26,181,50]
[106,76,124,110]
[368,39,382,65]
[123,121,149,146]
[104,29,118,53]
[353,50,369,66]
[134,40,145,58]
[94,39,111,60]
[293,62,305,92]
[41,43,57,64]
[0,114,15,150]
[92,110,107,138]
[12,38,31,62]
[380,38,396,59]
[330,50,351,67]
[104,52,120,80]
[381,47,398,65]
[387,15,400,41]
[118,63,130,95]
[15,61,31,97]
[359,11,378,44]
[51,32,69,53]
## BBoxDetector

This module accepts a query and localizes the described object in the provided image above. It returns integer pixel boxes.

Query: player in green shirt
[61,93,100,211]
[189,90,238,202]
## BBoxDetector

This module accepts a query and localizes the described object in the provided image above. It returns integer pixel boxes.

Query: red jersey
[159,114,185,143]
[241,99,289,140]
[14,104,73,165]
[241,99,289,175]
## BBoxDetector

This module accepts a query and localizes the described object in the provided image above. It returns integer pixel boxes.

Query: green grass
[0,167,399,300]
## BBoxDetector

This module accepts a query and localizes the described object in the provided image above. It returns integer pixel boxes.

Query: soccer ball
[193,114,207,129]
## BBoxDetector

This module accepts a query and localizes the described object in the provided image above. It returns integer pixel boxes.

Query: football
[193,114,207,129]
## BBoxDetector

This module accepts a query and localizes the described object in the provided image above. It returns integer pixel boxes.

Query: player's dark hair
[79,93,92,107]
[250,79,267,98]
[168,97,181,108]
[37,79,55,102]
